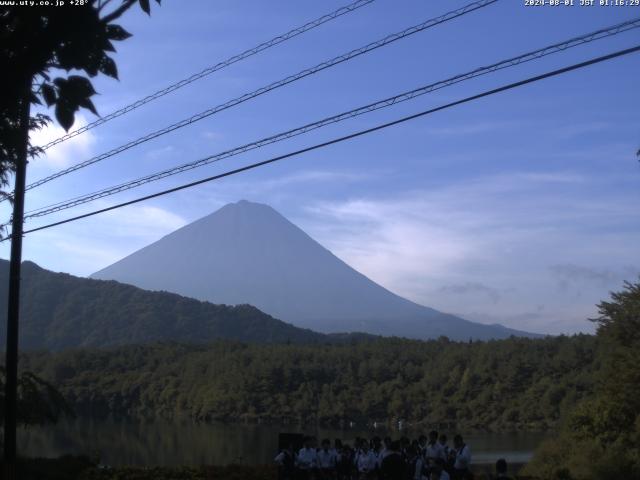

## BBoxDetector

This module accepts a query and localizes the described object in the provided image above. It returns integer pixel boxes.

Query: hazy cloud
[29,114,96,171]
[438,282,502,304]
[301,170,639,334]
[550,263,639,288]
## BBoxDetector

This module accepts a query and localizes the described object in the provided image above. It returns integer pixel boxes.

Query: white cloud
[144,145,176,160]
[300,171,640,334]
[100,204,187,239]
[202,131,225,141]
[11,204,187,276]
[29,114,97,172]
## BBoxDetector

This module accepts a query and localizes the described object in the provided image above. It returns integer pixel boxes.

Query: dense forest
[20,335,596,432]
[0,260,344,349]
[523,280,640,479]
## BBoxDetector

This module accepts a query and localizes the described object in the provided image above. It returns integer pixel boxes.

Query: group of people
[274,431,509,480]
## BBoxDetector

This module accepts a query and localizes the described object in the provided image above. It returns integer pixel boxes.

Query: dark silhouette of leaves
[41,84,57,107]
[0,0,161,189]
[139,0,151,15]
[99,55,119,79]
[106,24,132,41]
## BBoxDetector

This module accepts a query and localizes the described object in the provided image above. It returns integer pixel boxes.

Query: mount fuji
[91,200,537,340]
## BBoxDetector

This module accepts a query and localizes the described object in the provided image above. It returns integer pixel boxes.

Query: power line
[21,0,498,194]
[37,0,377,152]
[14,44,640,238]
[22,17,640,220]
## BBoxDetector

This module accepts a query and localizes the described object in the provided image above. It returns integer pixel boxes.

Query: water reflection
[18,418,548,466]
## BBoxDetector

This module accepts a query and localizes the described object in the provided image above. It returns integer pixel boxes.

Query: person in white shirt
[452,435,471,478]
[371,436,384,471]
[354,439,377,478]
[406,445,425,480]
[273,443,296,480]
[418,435,428,458]
[414,455,425,480]
[380,436,393,460]
[296,436,317,479]
[432,458,451,480]
[425,431,445,463]
[317,438,337,477]
[429,464,451,480]
[438,434,451,463]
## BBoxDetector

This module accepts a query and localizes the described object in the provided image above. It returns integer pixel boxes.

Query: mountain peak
[91,201,538,340]
[224,199,270,210]
[195,200,286,227]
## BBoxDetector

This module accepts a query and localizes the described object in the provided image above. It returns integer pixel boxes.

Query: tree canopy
[21,334,597,432]
[0,0,160,195]
[525,279,640,479]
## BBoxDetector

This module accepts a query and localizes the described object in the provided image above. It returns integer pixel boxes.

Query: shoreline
[15,457,535,480]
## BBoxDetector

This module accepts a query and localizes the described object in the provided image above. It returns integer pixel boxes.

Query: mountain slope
[92,200,537,340]
[0,260,329,350]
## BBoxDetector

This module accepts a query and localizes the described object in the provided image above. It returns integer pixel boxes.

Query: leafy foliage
[0,0,160,195]
[524,279,640,479]
[0,260,330,349]
[0,366,72,426]
[20,335,597,431]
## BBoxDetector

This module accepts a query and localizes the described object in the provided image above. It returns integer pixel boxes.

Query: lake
[18,418,548,467]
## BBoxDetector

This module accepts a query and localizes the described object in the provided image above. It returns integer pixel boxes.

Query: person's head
[429,430,438,443]
[373,436,381,448]
[400,436,410,448]
[453,435,464,449]
[418,435,427,446]
[438,434,447,445]
[496,458,508,474]
[383,436,392,448]
[335,438,342,450]
[321,439,330,451]
[389,440,400,453]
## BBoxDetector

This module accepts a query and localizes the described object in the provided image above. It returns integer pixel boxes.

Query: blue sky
[2,0,639,335]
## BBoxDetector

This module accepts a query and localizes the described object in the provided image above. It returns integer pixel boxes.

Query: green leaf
[42,84,57,107]
[139,0,150,15]
[106,24,132,41]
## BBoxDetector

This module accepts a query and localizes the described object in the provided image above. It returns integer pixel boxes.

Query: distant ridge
[0,260,343,350]
[92,200,539,340]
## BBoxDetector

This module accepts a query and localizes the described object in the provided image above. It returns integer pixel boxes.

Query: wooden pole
[3,78,31,478]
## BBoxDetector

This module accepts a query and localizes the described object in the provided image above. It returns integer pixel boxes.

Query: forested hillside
[21,335,597,432]
[524,280,640,479]
[0,260,332,349]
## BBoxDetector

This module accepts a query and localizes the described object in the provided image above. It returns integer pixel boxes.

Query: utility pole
[3,78,32,478]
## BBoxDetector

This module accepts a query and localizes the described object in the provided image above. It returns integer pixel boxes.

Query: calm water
[18,418,548,467]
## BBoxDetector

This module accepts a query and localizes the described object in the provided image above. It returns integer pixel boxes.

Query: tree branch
[100,0,137,24]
